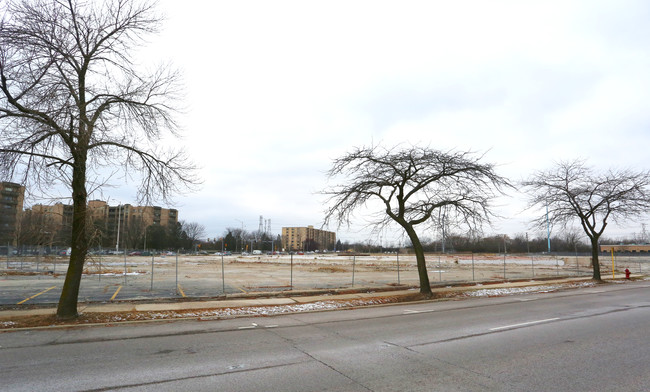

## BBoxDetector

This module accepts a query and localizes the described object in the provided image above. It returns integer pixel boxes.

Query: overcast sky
[101,0,650,245]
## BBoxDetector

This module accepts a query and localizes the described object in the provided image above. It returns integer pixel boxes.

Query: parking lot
[2,252,648,307]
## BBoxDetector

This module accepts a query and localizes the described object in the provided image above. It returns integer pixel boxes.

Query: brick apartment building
[24,200,178,248]
[281,225,336,252]
[0,181,25,246]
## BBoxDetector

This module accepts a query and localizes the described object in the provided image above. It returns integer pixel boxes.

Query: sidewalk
[0,276,606,324]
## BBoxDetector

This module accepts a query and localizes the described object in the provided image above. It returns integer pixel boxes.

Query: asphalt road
[1,280,648,391]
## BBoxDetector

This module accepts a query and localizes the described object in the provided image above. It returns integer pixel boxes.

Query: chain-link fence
[2,252,648,304]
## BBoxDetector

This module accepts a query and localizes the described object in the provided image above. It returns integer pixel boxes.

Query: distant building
[0,182,25,246]
[22,200,178,249]
[31,203,74,227]
[600,244,650,253]
[29,203,74,245]
[87,200,178,247]
[88,200,178,226]
[281,225,335,251]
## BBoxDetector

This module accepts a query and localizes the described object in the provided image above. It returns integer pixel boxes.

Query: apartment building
[281,225,336,252]
[23,200,178,248]
[29,203,74,246]
[31,203,74,226]
[88,200,178,230]
[0,182,25,246]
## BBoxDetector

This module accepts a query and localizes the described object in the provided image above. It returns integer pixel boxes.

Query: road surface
[1,280,648,391]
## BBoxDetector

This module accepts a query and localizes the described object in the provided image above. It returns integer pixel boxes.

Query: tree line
[198,228,281,253]
[335,232,648,255]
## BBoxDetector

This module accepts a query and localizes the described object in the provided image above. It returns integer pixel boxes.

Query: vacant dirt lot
[5,252,646,293]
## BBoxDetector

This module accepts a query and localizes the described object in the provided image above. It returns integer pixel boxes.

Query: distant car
[128,251,141,256]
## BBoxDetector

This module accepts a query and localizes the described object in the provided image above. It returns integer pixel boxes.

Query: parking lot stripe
[111,286,122,301]
[177,284,186,297]
[17,286,57,305]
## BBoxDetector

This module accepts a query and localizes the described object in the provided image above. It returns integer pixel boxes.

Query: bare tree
[323,145,511,295]
[523,160,650,281]
[0,0,197,318]
[17,208,58,249]
[180,220,206,247]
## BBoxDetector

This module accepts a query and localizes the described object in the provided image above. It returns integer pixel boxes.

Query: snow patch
[464,282,595,297]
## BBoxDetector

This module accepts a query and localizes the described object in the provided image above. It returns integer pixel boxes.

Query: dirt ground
[4,252,647,292]
[76,252,644,289]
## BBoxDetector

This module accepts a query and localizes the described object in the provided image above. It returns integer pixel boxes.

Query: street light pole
[546,204,551,253]
[116,204,121,253]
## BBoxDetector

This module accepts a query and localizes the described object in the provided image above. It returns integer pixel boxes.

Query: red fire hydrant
[625,268,631,279]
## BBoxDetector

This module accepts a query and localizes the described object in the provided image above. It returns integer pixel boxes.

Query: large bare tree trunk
[404,225,432,295]
[57,161,89,319]
[590,237,602,281]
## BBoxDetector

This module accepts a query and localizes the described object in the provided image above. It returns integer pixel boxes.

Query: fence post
[396,251,400,285]
[472,252,475,281]
[352,255,356,287]
[503,252,506,280]
[175,252,179,295]
[150,254,154,291]
[221,250,225,294]
[290,252,294,289]
[123,250,127,285]
[438,255,442,282]
[531,254,535,278]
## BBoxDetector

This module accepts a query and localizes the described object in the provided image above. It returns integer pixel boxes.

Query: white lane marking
[238,323,278,329]
[490,317,560,331]
[403,309,436,314]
